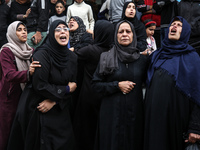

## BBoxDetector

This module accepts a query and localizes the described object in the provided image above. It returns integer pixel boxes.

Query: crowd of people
[0,0,200,150]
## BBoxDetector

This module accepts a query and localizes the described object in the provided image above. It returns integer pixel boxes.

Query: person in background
[144,19,157,53]
[178,0,200,55]
[121,1,147,51]
[73,20,114,150]
[49,0,57,18]
[10,0,31,24]
[66,0,94,34]
[67,15,93,119]
[7,20,77,150]
[26,0,49,49]
[0,0,10,48]
[48,0,67,32]
[144,16,200,150]
[154,0,178,46]
[92,20,148,150]
[98,0,111,20]
[0,21,40,150]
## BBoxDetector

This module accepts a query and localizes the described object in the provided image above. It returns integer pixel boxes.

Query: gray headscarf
[99,20,140,75]
[0,21,33,90]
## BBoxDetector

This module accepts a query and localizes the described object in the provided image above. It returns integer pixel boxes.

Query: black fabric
[0,2,10,41]
[93,20,114,48]
[26,0,49,32]
[49,1,56,18]
[121,1,147,51]
[99,20,140,75]
[73,20,114,150]
[10,0,31,24]
[178,0,200,54]
[35,20,70,69]
[144,69,191,150]
[144,68,200,150]
[92,55,148,150]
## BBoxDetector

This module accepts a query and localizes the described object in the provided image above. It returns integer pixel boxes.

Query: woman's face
[125,3,136,18]
[117,22,133,46]
[54,24,69,46]
[168,20,182,40]
[16,24,27,43]
[68,18,79,32]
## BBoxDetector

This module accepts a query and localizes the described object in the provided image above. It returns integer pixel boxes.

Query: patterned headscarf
[69,16,87,47]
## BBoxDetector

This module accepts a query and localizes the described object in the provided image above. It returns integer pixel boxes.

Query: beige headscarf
[0,21,33,90]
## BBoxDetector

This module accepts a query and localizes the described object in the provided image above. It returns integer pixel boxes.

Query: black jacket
[178,0,200,53]
[26,0,49,32]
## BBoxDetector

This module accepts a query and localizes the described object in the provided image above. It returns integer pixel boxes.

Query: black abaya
[92,55,148,150]
[144,69,191,150]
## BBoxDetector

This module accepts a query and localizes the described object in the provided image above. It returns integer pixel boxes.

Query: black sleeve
[36,0,49,32]
[188,104,200,135]
[32,50,69,102]
[74,33,93,51]
[91,63,120,96]
[136,23,147,51]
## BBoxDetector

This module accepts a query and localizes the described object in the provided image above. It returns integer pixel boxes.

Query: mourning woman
[73,20,114,150]
[144,16,200,150]
[92,20,148,150]
[0,21,40,150]
[68,16,93,52]
[7,20,77,150]
[121,1,147,51]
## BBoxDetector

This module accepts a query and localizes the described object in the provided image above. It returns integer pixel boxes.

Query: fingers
[120,81,136,94]
[187,133,200,143]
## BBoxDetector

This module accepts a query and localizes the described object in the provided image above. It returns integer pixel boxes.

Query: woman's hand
[37,99,56,113]
[29,60,41,76]
[185,133,200,143]
[69,47,74,52]
[118,81,136,94]
[140,49,152,56]
[68,82,77,93]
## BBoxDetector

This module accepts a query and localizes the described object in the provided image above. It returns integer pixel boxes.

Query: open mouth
[60,35,67,42]
[170,28,177,35]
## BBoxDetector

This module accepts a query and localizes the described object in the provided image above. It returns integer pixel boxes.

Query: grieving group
[0,1,200,150]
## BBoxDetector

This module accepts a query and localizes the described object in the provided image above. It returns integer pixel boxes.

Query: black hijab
[94,20,114,48]
[99,20,140,75]
[121,1,147,51]
[70,16,87,47]
[35,20,70,69]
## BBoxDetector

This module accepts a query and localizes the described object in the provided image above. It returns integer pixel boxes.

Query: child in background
[144,19,157,54]
[48,0,67,32]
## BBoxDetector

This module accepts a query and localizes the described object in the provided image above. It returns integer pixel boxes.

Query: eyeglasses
[55,27,69,32]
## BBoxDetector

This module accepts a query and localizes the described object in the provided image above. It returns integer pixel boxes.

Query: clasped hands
[118,81,136,94]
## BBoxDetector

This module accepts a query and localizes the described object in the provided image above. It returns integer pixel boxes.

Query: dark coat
[7,49,77,150]
[10,0,31,24]
[92,55,148,150]
[0,3,10,47]
[0,48,28,150]
[73,44,107,150]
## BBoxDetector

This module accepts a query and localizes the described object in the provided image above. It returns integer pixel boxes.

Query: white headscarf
[0,21,33,90]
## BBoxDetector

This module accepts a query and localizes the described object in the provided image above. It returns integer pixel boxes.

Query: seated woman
[7,20,77,150]
[68,16,93,52]
[92,20,148,150]
[73,20,114,150]
[144,16,200,150]
[121,1,147,52]
[0,21,40,150]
